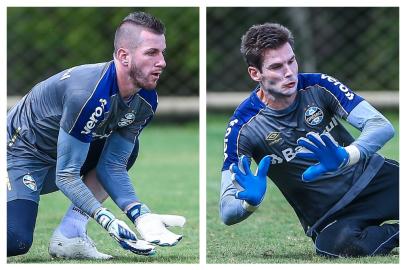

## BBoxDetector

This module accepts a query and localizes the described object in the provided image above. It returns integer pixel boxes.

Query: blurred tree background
[8,7,199,96]
[207,7,398,92]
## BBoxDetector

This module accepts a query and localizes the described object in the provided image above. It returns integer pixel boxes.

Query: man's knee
[219,200,242,226]
[220,209,236,226]
[7,227,34,256]
[315,222,366,257]
[7,199,38,257]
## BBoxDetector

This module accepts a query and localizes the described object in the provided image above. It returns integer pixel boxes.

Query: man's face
[129,30,166,90]
[252,42,298,98]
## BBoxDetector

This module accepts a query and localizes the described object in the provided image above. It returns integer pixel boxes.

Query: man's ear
[248,66,262,82]
[116,48,130,67]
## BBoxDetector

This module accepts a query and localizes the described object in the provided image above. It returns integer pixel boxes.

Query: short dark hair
[240,23,294,70]
[114,11,165,53]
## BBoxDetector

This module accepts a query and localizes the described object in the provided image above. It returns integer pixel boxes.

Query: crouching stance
[8,11,186,259]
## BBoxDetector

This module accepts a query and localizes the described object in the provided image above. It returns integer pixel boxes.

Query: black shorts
[80,138,139,176]
[313,159,399,257]
[325,158,399,226]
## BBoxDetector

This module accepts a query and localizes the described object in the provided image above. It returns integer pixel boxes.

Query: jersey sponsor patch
[22,174,37,191]
[118,112,136,127]
[223,119,239,162]
[81,98,108,135]
[298,73,363,114]
[320,74,354,100]
[271,118,340,164]
[69,62,118,142]
[304,106,324,126]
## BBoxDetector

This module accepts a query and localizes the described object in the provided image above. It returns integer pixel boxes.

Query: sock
[57,203,90,238]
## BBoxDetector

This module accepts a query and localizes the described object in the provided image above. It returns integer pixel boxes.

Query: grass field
[206,111,399,264]
[8,120,199,264]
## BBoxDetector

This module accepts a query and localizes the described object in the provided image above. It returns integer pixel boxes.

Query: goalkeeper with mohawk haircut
[7,11,185,259]
[220,22,398,258]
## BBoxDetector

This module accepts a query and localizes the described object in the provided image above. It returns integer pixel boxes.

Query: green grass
[8,121,199,264]
[206,111,399,263]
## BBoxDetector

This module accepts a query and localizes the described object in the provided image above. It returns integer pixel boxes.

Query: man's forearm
[96,132,139,211]
[56,128,102,216]
[219,170,253,225]
[347,100,395,158]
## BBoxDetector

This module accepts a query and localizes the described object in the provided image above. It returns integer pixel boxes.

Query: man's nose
[284,64,293,77]
[156,54,166,68]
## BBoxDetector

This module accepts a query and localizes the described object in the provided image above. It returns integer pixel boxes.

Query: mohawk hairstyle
[114,11,165,54]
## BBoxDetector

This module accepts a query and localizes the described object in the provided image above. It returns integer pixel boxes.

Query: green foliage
[207,7,399,92]
[7,7,199,96]
[206,111,399,263]
[7,122,199,263]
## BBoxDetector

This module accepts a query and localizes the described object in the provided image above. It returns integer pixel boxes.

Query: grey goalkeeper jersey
[222,73,386,234]
[7,61,157,215]
[7,61,157,162]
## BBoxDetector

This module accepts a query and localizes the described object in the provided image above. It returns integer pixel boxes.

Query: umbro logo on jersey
[270,118,340,165]
[118,112,136,127]
[266,132,283,145]
[305,106,324,126]
[23,174,37,191]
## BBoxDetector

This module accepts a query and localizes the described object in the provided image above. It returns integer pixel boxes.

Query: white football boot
[48,229,113,260]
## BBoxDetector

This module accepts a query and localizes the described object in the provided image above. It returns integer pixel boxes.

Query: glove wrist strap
[242,200,259,212]
[126,202,151,223]
[344,145,361,166]
[94,207,115,230]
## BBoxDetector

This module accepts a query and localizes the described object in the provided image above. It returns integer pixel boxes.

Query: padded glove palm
[94,208,155,256]
[230,155,272,207]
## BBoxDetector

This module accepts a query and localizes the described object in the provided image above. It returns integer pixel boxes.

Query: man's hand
[296,132,355,182]
[136,213,185,246]
[126,203,186,247]
[94,208,156,256]
[229,155,272,208]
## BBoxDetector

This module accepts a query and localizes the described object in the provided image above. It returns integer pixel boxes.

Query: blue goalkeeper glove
[230,155,272,208]
[296,132,353,182]
[94,207,156,256]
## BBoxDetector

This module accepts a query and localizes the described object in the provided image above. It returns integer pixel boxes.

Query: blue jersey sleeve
[298,73,364,118]
[62,62,118,143]
[222,116,256,172]
[138,89,158,113]
[60,89,97,143]
[222,92,265,171]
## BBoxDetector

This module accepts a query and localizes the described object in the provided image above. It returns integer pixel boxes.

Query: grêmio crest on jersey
[304,106,324,127]
[118,112,136,127]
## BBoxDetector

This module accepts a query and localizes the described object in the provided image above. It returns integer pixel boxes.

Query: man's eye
[145,51,157,56]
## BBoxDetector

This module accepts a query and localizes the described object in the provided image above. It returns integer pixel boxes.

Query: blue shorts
[7,138,139,204]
